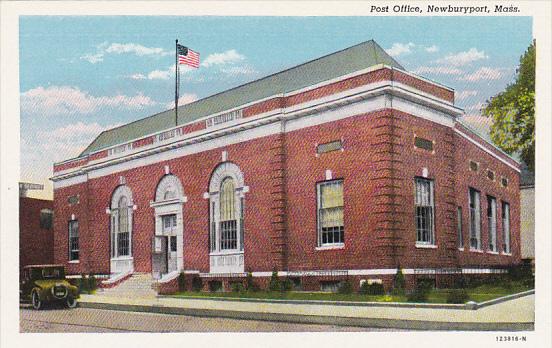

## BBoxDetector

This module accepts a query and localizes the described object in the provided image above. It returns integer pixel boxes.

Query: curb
[475,289,535,309]
[79,301,534,331]
[161,295,466,310]
[161,289,536,310]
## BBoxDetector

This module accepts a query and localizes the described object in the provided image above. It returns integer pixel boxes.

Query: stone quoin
[50,41,521,292]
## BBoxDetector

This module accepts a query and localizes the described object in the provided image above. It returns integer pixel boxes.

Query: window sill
[469,248,484,253]
[209,250,244,256]
[316,244,345,251]
[68,260,80,264]
[501,252,512,256]
[415,243,437,249]
[110,256,133,261]
[487,251,499,255]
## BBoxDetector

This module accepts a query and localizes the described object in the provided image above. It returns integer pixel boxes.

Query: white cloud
[412,66,463,75]
[465,102,486,113]
[165,93,198,109]
[386,42,415,57]
[80,53,104,64]
[128,73,146,80]
[21,121,122,198]
[436,48,488,66]
[425,45,439,53]
[20,85,157,115]
[147,69,172,80]
[105,43,170,57]
[459,67,505,82]
[456,90,478,101]
[201,49,245,67]
[221,65,258,77]
[461,114,492,137]
[80,42,170,64]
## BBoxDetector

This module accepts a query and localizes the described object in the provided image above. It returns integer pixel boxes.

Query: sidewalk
[78,292,535,331]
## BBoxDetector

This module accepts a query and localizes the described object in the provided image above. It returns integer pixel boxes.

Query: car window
[42,268,64,279]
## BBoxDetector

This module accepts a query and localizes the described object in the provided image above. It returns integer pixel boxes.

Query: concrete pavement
[77,291,535,331]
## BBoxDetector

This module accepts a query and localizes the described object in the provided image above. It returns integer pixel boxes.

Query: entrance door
[162,214,178,273]
[151,235,168,280]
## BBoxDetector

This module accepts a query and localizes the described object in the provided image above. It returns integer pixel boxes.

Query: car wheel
[66,296,78,308]
[31,291,42,310]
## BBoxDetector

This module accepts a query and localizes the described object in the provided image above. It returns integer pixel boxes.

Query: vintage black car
[20,265,79,309]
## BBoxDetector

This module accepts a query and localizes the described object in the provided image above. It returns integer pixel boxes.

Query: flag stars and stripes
[177,44,200,68]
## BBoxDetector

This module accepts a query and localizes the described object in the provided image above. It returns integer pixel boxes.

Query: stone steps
[97,273,157,298]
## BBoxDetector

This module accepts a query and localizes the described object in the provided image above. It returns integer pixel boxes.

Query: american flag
[177,44,200,68]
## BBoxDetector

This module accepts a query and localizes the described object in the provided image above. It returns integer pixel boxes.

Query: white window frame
[487,196,498,252]
[208,162,246,255]
[68,219,79,261]
[110,185,133,260]
[414,177,435,246]
[317,179,345,247]
[469,188,482,251]
[502,201,511,254]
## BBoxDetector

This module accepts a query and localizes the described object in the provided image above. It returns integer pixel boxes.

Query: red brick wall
[53,108,521,276]
[20,197,54,272]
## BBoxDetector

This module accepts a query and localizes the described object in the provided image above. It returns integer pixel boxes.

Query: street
[20,305,394,332]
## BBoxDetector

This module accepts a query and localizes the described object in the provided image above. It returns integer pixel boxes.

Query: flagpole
[175,39,179,126]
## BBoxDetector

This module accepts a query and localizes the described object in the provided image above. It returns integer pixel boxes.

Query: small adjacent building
[19,183,54,273]
[50,41,521,291]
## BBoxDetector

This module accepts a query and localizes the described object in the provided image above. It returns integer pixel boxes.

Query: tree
[482,40,535,172]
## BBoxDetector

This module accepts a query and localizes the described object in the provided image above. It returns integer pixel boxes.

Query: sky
[19,16,533,199]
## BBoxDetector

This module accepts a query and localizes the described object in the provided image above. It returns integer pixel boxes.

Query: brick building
[19,196,54,273]
[50,41,521,292]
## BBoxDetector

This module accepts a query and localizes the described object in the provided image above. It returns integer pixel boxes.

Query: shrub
[209,281,223,292]
[268,270,280,292]
[508,263,533,281]
[280,278,293,292]
[88,273,97,293]
[359,282,385,295]
[446,289,469,304]
[246,271,259,292]
[178,272,186,292]
[407,281,432,303]
[338,280,353,294]
[523,276,535,289]
[392,267,405,295]
[231,282,244,293]
[191,275,202,292]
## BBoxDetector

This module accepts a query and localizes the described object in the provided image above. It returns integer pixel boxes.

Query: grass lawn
[172,280,533,304]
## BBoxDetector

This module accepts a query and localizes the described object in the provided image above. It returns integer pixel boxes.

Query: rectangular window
[40,209,53,230]
[457,207,463,249]
[317,140,343,154]
[68,220,79,261]
[415,178,435,245]
[317,180,344,246]
[469,188,481,250]
[414,136,434,151]
[469,161,479,172]
[487,170,495,181]
[162,214,177,232]
[220,220,237,250]
[487,196,497,252]
[501,177,509,188]
[502,202,511,253]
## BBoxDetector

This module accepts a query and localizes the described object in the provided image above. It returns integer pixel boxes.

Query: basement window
[414,136,434,151]
[317,140,343,155]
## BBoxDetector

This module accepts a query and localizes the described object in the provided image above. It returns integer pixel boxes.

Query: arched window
[208,162,246,253]
[110,185,133,258]
[220,178,237,250]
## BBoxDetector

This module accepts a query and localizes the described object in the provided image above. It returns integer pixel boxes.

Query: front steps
[96,273,157,298]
